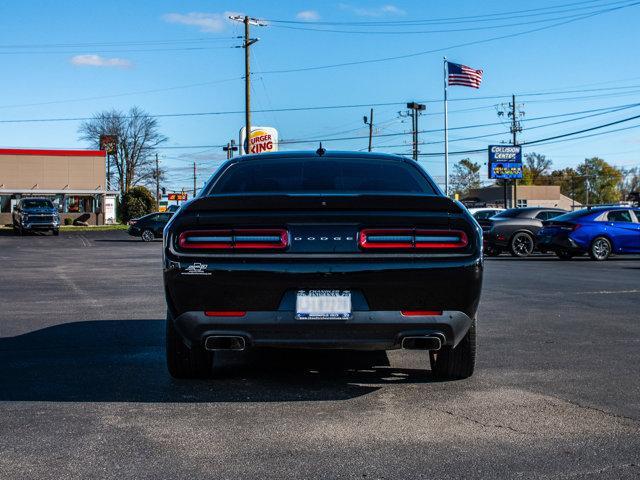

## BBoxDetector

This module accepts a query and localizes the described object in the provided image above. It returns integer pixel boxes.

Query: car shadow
[486,255,640,262]
[92,239,150,243]
[0,320,435,403]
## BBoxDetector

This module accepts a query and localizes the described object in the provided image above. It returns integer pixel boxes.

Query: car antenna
[316,142,326,156]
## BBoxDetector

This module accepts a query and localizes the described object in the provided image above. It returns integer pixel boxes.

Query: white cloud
[70,55,132,68]
[339,3,406,17]
[296,10,320,21]
[162,12,227,32]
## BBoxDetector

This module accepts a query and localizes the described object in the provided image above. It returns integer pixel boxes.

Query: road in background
[0,231,639,479]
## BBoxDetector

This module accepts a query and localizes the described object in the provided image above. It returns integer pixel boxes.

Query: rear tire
[166,310,213,379]
[430,319,476,380]
[509,232,534,257]
[589,236,611,261]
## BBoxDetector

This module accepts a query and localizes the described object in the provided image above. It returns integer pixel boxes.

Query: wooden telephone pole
[230,15,266,154]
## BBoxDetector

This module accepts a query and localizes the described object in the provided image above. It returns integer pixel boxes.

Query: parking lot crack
[435,408,530,435]
[546,397,640,426]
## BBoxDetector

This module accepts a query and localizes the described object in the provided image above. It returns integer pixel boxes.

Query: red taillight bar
[358,229,413,249]
[359,229,468,250]
[178,229,289,250]
[401,310,443,316]
[204,311,246,317]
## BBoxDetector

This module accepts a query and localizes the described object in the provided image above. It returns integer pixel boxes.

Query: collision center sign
[240,126,279,155]
[488,145,523,179]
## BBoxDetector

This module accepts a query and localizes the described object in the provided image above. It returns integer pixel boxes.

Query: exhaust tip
[204,335,246,351]
[401,336,441,351]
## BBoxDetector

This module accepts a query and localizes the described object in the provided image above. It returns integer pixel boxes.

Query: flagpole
[443,57,449,197]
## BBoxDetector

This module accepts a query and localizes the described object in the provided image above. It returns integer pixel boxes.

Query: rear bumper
[173,310,473,351]
[537,235,584,252]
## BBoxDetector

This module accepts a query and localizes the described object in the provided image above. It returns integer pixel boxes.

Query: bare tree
[522,152,552,185]
[78,107,167,195]
[451,158,481,197]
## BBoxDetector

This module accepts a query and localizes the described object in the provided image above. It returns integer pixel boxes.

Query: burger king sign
[239,126,279,155]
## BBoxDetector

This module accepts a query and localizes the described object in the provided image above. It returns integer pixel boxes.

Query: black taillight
[178,229,288,250]
[359,229,468,250]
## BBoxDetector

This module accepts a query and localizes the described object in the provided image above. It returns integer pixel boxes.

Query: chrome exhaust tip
[204,336,246,351]
[401,336,442,351]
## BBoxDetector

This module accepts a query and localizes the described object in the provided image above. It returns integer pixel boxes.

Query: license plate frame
[295,290,352,320]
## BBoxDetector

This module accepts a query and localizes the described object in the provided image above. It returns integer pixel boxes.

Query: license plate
[295,290,351,320]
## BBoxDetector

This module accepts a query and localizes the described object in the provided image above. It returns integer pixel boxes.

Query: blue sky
[1,0,639,191]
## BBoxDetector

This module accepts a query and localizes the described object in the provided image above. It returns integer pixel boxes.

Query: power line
[266,0,616,25]
[0,77,243,110]
[4,85,640,124]
[268,3,633,35]
[256,3,638,74]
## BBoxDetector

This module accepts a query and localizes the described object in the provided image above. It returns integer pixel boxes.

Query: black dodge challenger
[163,150,483,380]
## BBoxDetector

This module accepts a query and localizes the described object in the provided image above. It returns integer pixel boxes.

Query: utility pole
[363,109,374,152]
[230,15,265,154]
[497,96,524,208]
[193,162,197,198]
[155,153,160,208]
[223,139,238,159]
[405,102,426,161]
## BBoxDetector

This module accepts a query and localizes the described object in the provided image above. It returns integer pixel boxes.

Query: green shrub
[121,186,155,222]
[64,218,73,226]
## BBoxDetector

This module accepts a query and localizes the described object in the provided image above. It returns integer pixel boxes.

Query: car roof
[516,206,565,212]
[20,197,51,202]
[233,150,411,163]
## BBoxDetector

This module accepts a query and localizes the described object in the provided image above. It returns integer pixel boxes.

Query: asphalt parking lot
[0,230,639,479]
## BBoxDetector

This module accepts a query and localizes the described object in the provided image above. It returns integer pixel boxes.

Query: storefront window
[64,196,95,213]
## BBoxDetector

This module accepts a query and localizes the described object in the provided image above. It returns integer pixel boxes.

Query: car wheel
[430,319,476,380]
[141,229,155,242]
[166,310,213,379]
[509,232,535,257]
[484,246,501,257]
[52,229,60,236]
[555,250,573,260]
[589,236,611,261]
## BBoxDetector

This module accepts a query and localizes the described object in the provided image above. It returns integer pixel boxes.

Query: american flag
[447,62,483,88]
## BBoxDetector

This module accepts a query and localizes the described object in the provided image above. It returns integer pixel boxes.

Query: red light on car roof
[204,311,246,317]
[401,310,443,316]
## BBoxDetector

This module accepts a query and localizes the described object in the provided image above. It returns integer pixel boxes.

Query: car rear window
[493,209,523,218]
[550,209,590,222]
[210,158,435,195]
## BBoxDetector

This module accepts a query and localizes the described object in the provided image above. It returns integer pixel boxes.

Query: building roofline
[0,148,106,157]
[0,189,118,195]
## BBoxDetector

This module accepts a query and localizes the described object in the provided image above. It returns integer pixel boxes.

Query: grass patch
[59,224,128,232]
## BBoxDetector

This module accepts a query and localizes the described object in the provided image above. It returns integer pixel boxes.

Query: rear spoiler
[182,194,464,214]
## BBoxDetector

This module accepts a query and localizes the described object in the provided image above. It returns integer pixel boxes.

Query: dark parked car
[537,207,640,260]
[12,197,60,235]
[481,207,566,257]
[128,212,173,242]
[163,151,483,380]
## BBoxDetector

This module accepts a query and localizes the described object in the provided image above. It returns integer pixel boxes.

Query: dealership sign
[488,145,523,179]
[239,126,279,155]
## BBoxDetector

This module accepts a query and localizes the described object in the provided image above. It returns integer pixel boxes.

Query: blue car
[537,207,640,260]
